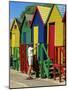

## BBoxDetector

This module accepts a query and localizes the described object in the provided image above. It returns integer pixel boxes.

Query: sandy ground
[10,69,66,89]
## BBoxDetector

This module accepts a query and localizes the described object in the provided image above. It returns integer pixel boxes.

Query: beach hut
[10,18,21,70]
[20,14,33,73]
[31,5,52,59]
[31,6,53,78]
[47,5,66,81]
[47,5,66,65]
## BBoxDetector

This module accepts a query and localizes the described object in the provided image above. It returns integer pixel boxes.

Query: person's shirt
[28,47,33,57]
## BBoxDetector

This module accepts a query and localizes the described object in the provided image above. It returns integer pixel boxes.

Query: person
[27,43,39,80]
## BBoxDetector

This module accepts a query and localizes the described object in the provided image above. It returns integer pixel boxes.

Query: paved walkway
[10,69,65,89]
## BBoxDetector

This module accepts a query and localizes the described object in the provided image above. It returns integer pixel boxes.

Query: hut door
[34,26,38,55]
[48,23,55,62]
[20,44,28,73]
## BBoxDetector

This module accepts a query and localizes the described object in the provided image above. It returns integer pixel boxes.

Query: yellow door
[34,26,38,55]
[12,34,15,47]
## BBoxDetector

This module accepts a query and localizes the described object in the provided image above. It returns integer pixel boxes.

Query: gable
[31,6,52,26]
[48,5,62,22]
[10,19,20,32]
[33,9,44,25]
[13,20,19,30]
[21,16,31,33]
[37,6,52,24]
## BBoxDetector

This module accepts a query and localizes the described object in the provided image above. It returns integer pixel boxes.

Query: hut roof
[57,5,66,18]
[25,14,33,26]
[37,6,52,24]
[15,18,21,29]
[25,14,33,21]
[31,5,52,25]
[20,14,33,31]
[10,18,21,31]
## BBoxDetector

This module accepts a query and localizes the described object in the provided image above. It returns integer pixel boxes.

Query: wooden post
[53,67,56,80]
[59,47,61,82]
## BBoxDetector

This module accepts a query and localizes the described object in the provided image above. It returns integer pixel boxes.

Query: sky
[9,1,34,22]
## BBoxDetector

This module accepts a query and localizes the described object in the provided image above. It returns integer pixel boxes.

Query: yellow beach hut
[10,18,21,70]
[47,5,66,65]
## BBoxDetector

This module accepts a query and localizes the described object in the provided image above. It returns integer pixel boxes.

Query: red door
[48,23,55,62]
[20,44,28,73]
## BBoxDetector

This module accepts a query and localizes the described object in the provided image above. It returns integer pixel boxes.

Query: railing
[38,43,52,78]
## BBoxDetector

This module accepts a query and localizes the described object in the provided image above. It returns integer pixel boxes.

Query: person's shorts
[28,56,33,65]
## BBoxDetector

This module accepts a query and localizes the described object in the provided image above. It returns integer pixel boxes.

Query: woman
[27,43,39,80]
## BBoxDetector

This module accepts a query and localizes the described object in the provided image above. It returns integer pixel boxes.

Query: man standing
[27,44,39,80]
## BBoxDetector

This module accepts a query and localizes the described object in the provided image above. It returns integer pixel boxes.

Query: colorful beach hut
[47,5,66,65]
[31,5,52,58]
[10,18,21,70]
[47,5,66,81]
[31,6,53,78]
[20,14,33,73]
